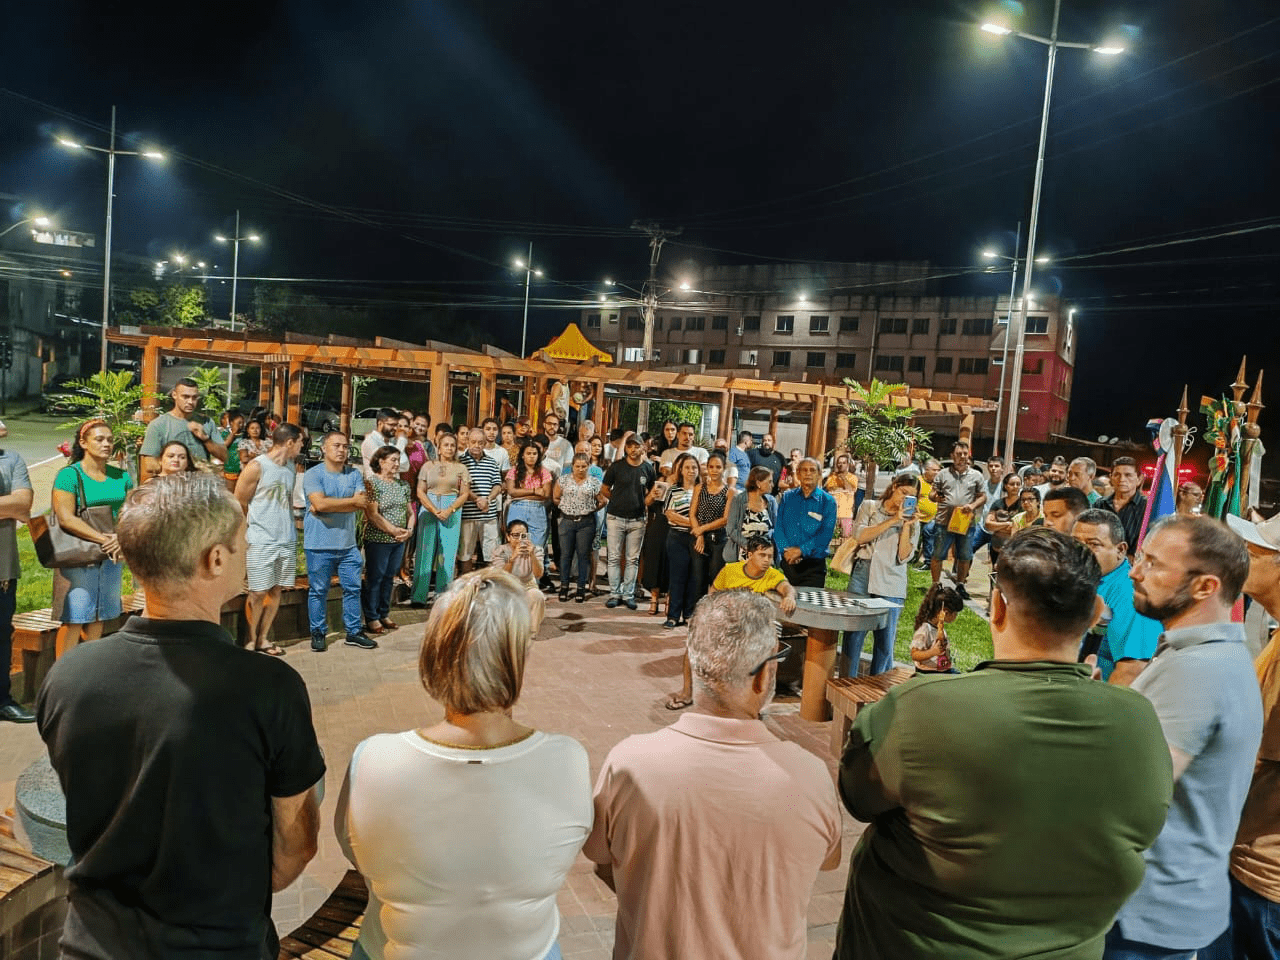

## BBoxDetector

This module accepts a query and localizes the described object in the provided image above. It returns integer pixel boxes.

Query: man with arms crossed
[587,589,840,960]
[235,422,304,656]
[837,528,1173,960]
[140,378,227,479]
[1107,515,1263,958]
[37,473,324,960]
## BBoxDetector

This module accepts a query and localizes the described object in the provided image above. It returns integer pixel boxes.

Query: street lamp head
[513,258,525,269]
[141,150,165,160]
[604,278,615,286]
[679,281,691,290]
[196,261,206,269]
[1034,255,1051,264]
[798,292,808,302]
[214,234,228,243]
[247,234,261,242]
[980,22,1012,35]
[598,295,607,302]
[57,138,84,150]
[172,254,186,265]
[533,269,543,278]
[33,216,51,227]
[1093,45,1125,55]
[981,249,999,259]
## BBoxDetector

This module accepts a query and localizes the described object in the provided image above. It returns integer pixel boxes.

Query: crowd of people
[8,380,1280,960]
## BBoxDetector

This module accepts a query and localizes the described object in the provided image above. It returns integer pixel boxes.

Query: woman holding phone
[842,473,920,676]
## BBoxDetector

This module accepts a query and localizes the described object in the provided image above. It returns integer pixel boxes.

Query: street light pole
[520,240,533,359]
[982,1,1123,466]
[989,221,1021,458]
[214,213,261,406]
[100,105,117,373]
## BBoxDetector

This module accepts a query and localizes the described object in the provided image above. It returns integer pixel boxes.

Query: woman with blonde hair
[336,568,590,960]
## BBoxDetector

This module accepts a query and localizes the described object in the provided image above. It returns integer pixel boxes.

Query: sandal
[365,621,385,635]
[380,618,398,631]
[649,592,662,615]
[665,693,692,710]
[256,643,286,657]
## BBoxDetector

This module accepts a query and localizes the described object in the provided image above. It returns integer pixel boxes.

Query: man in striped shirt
[460,428,503,572]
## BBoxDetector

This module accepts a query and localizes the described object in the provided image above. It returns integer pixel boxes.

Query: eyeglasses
[749,641,791,676]
[511,532,529,541]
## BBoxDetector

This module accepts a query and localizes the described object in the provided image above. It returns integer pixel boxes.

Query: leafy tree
[59,370,156,462]
[117,283,207,327]
[838,378,933,490]
[618,398,709,443]
[186,366,229,421]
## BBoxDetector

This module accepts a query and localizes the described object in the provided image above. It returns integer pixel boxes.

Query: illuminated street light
[979,0,1126,465]
[57,105,167,371]
[214,210,262,400]
[512,242,543,365]
[0,215,51,239]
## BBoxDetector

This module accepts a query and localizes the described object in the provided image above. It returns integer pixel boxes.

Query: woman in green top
[51,419,135,653]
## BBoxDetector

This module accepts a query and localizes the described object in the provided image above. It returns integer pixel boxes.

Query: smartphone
[902,495,918,518]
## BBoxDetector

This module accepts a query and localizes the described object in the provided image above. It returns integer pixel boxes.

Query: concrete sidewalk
[2,587,873,959]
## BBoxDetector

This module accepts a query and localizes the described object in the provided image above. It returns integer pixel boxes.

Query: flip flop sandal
[257,644,286,656]
[665,694,693,711]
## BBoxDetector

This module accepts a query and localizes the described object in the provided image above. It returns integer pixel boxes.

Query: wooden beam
[478,370,496,424]
[257,365,271,409]
[272,365,286,421]
[769,407,779,438]
[718,390,733,442]
[428,371,448,431]
[339,372,353,437]
[140,343,161,423]
[286,360,304,427]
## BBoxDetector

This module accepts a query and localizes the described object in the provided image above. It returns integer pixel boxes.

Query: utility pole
[630,220,681,433]
[99,105,117,372]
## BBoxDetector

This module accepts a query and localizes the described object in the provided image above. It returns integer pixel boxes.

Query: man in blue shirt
[302,432,377,652]
[728,431,753,493]
[775,457,836,588]
[1072,509,1162,684]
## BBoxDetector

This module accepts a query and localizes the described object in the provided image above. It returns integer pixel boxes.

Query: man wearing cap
[1203,512,1280,959]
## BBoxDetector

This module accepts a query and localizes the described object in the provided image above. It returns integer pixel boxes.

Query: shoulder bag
[29,465,116,568]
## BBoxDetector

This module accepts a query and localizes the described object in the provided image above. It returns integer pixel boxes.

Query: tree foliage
[839,378,932,479]
[186,366,230,421]
[59,370,156,461]
[118,282,207,328]
[618,398,709,442]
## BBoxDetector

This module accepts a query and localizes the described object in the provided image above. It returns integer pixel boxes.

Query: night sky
[2,0,1277,444]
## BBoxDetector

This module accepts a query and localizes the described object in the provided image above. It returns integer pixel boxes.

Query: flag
[1136,418,1178,550]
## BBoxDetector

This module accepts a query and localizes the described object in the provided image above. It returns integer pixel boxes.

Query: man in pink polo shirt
[584,590,841,959]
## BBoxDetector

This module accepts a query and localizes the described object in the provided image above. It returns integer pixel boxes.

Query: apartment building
[581,261,1075,444]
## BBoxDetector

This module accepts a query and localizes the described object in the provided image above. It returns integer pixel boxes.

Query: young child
[911,584,965,674]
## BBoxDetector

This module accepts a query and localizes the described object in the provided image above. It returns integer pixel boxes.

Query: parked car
[350,407,380,441]
[301,400,341,433]
[40,375,93,415]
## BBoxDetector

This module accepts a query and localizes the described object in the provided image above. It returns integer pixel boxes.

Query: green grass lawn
[825,566,994,672]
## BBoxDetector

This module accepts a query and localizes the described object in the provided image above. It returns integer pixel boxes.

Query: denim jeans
[666,529,696,621]
[841,559,904,676]
[305,546,364,636]
[1199,875,1280,960]
[918,520,936,561]
[558,514,596,590]
[690,533,726,599]
[351,941,562,960]
[508,498,548,551]
[362,540,405,623]
[1102,924,1198,960]
[606,514,646,600]
[0,578,16,704]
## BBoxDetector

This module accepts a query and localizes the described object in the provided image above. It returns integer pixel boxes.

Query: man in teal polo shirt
[836,528,1173,960]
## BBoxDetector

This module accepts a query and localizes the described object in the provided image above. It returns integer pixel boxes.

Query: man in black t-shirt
[601,435,657,609]
[37,473,325,960]
[749,432,787,488]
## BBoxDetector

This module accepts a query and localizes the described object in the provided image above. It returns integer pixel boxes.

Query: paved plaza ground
[3,590,887,959]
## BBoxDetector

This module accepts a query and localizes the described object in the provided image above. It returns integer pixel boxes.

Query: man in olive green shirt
[836,528,1173,960]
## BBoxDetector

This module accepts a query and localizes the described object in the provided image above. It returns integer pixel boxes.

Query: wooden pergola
[110,326,995,457]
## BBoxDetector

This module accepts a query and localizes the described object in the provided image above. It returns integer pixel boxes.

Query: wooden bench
[0,808,66,960]
[278,870,368,960]
[826,667,915,755]
[9,576,345,703]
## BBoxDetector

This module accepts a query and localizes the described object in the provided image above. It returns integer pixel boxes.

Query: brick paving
[0,572,997,959]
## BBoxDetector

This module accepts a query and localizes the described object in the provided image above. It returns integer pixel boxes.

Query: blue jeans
[1102,924,1197,960]
[559,514,596,590]
[933,523,975,564]
[841,559,904,676]
[606,514,646,600]
[918,520,936,561]
[508,498,549,550]
[1200,875,1280,960]
[362,540,405,623]
[305,546,364,637]
[666,530,696,621]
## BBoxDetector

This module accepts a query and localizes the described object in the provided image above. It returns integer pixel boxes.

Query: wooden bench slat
[301,916,361,943]
[287,927,356,957]
[826,667,915,755]
[278,935,351,960]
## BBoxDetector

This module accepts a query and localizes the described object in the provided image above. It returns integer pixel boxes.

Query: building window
[1026,315,1049,334]
[775,315,794,334]
[712,315,728,331]
[958,357,990,375]
[939,318,957,335]
[623,347,645,361]
[740,349,758,366]
[962,317,994,336]
[586,313,601,329]
[878,317,908,334]
[772,351,792,368]
[912,317,930,335]
[1022,358,1044,375]
[835,352,857,369]
[874,354,904,373]
[608,313,618,325]
[806,351,826,368]
[743,315,761,332]
[626,314,641,331]
[839,316,860,332]
[669,316,682,331]
[686,315,705,331]
[809,315,830,334]
[709,349,725,364]
[683,349,701,364]
[935,356,953,373]
[908,355,925,372]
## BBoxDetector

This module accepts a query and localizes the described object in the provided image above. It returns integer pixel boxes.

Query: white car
[349,407,381,441]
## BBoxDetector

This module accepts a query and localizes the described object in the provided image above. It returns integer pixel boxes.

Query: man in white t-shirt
[658,422,709,469]
[585,590,841,960]
[360,408,401,479]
